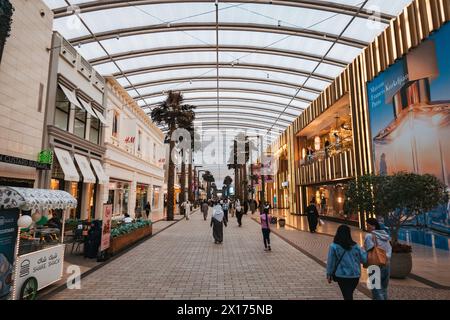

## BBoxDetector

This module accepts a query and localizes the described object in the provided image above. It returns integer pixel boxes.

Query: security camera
[40,9,46,17]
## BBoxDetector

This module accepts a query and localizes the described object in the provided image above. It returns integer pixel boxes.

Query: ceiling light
[116,35,120,40]
[278,20,281,27]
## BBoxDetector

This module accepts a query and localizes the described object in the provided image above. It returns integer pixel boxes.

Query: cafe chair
[71,228,85,254]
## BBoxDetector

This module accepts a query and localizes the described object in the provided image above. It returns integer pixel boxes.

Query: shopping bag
[319,219,325,226]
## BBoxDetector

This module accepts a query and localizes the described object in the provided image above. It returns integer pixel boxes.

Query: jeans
[371,265,390,300]
[262,228,271,248]
[223,210,228,222]
[335,277,359,300]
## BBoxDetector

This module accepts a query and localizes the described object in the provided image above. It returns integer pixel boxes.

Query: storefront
[48,147,108,221]
[305,181,358,225]
[135,183,149,216]
[152,186,161,210]
[107,180,130,217]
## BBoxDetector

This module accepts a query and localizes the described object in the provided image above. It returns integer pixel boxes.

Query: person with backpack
[306,199,319,233]
[235,199,243,227]
[260,202,272,251]
[326,225,367,300]
[364,218,392,300]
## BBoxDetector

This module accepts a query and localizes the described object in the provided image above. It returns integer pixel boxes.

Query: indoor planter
[346,173,447,279]
[278,218,286,227]
[108,220,152,255]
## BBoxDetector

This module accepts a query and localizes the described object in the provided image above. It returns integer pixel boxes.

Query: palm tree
[202,171,215,200]
[151,91,195,220]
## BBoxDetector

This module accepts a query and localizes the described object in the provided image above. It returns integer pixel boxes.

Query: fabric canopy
[54,147,80,182]
[78,98,98,119]
[0,187,77,211]
[93,108,108,125]
[90,158,109,185]
[58,83,83,110]
[74,154,96,184]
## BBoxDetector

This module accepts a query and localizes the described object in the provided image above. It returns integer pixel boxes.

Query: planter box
[108,225,152,256]
[390,251,413,279]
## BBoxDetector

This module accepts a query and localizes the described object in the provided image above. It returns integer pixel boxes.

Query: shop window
[74,108,87,139]
[89,116,100,144]
[112,112,119,138]
[54,86,70,131]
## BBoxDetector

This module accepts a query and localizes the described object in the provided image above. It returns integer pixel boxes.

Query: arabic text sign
[101,204,112,251]
[14,244,64,299]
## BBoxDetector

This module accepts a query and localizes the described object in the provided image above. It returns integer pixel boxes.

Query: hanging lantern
[18,215,33,228]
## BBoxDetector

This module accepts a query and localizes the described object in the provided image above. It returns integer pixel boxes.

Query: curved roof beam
[143,97,306,112]
[135,87,312,104]
[191,112,293,125]
[90,45,348,68]
[69,22,368,49]
[53,0,394,23]
[194,117,289,128]
[114,62,336,83]
[194,121,285,131]
[145,104,299,118]
[126,76,321,95]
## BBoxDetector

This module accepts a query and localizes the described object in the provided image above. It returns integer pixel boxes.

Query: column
[129,177,137,218]
[80,183,90,220]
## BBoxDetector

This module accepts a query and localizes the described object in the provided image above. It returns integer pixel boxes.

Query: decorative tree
[346,172,448,251]
[202,171,215,200]
[0,0,14,63]
[151,91,195,220]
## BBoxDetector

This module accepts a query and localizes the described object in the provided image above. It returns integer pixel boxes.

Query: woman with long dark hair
[326,225,367,300]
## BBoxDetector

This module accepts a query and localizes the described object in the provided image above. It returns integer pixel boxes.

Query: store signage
[124,136,135,143]
[0,209,19,300]
[0,154,50,170]
[14,244,65,300]
[38,150,53,166]
[100,204,112,251]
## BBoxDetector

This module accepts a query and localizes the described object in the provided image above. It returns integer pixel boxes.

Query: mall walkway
[47,212,367,300]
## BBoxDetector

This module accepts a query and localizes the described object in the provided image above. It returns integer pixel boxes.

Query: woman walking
[365,218,392,300]
[260,202,272,251]
[211,201,227,244]
[145,201,151,220]
[201,200,209,221]
[235,199,243,227]
[306,199,319,233]
[326,225,367,300]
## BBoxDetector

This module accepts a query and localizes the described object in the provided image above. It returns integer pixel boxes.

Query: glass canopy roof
[44,0,413,146]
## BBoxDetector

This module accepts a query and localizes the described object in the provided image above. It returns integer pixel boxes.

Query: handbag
[366,235,388,267]
[332,249,346,282]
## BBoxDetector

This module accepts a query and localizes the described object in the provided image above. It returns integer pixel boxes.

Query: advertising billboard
[367,23,450,233]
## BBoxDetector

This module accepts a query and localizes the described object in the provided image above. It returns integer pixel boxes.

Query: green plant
[151,91,195,221]
[0,0,14,62]
[346,172,448,250]
[110,220,152,238]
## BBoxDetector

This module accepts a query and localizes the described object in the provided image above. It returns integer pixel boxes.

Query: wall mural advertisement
[367,22,450,234]
[0,209,19,300]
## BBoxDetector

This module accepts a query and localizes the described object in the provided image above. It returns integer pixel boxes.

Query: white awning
[54,147,80,182]
[90,159,109,185]
[58,84,83,110]
[77,98,98,119]
[74,154,96,184]
[0,187,77,211]
[93,108,108,125]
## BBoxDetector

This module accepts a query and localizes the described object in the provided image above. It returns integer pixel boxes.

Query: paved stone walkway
[48,212,367,300]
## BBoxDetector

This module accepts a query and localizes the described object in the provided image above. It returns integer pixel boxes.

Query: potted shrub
[346,173,447,278]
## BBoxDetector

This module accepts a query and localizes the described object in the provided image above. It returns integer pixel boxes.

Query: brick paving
[263,216,450,300]
[47,212,367,300]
